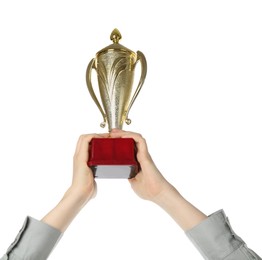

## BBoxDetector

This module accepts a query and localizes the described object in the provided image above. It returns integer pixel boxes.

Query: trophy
[86,29,147,178]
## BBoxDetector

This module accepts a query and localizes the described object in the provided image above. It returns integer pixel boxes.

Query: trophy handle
[125,51,147,125]
[86,58,107,128]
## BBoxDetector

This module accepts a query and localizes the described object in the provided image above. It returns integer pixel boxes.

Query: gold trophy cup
[86,29,147,178]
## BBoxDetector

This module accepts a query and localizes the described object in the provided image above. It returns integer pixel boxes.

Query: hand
[110,129,171,202]
[70,133,107,204]
[42,133,108,232]
[110,129,207,231]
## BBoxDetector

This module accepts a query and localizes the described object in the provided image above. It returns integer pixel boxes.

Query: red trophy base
[88,138,139,178]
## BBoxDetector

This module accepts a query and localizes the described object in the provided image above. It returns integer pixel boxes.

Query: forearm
[41,186,89,232]
[152,183,207,231]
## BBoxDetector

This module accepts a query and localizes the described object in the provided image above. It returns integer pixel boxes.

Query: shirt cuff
[185,209,244,259]
[5,216,62,260]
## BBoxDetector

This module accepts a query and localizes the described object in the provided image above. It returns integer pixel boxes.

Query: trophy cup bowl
[86,29,147,178]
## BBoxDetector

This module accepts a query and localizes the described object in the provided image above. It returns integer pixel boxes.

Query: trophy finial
[110,28,122,44]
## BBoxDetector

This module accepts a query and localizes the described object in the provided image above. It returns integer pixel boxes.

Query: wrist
[63,185,92,208]
[41,186,91,232]
[152,182,182,206]
[151,183,207,231]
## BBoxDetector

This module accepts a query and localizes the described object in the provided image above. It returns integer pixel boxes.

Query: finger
[74,133,106,161]
[121,132,148,155]
[109,129,126,136]
[74,134,94,160]
[110,131,150,161]
[74,133,108,155]
[109,130,138,138]
[128,171,141,182]
[128,177,136,185]
[75,134,93,155]
[110,128,124,133]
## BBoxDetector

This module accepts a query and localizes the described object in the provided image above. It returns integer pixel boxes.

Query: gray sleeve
[1,216,62,260]
[186,209,261,260]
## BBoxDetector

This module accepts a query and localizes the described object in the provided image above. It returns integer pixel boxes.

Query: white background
[0,1,261,259]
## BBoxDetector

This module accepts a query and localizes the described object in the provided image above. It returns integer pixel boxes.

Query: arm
[2,133,104,260]
[110,129,207,231]
[41,133,101,232]
[110,129,261,260]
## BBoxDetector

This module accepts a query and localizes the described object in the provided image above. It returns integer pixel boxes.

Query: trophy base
[88,138,139,179]
[90,165,137,179]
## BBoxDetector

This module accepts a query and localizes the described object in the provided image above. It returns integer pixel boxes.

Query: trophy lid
[96,28,136,56]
